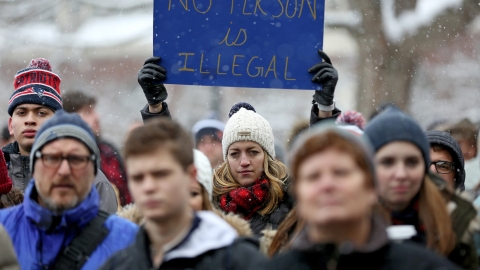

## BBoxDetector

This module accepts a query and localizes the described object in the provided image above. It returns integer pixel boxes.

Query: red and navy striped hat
[8,58,62,116]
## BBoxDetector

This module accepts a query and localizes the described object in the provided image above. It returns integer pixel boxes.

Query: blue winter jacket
[0,180,138,270]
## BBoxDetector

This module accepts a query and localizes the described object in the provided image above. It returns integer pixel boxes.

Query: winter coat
[0,180,138,270]
[98,138,131,206]
[428,173,480,270]
[266,215,459,270]
[140,102,172,123]
[0,224,19,270]
[117,203,254,237]
[100,211,267,270]
[309,104,341,127]
[249,190,292,237]
[2,141,118,214]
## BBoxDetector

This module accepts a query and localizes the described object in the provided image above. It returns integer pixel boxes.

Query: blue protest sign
[153,0,325,90]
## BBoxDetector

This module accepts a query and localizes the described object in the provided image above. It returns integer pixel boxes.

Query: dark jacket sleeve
[140,102,172,124]
[94,170,119,214]
[310,104,341,127]
[230,238,268,270]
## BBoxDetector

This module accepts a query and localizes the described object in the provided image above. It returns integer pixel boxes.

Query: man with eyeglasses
[426,130,465,191]
[0,110,138,269]
[2,58,118,213]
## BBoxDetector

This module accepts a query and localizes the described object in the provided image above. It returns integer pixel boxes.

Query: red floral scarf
[219,178,270,220]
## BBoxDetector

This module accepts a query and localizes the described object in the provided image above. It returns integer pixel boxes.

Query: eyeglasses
[35,152,95,170]
[431,161,455,174]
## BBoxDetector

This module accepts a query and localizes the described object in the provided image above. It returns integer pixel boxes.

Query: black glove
[137,56,168,105]
[308,50,338,107]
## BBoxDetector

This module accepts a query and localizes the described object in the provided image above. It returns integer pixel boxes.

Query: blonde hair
[213,150,288,216]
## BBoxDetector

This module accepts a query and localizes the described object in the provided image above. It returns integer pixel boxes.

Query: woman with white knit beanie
[213,102,291,237]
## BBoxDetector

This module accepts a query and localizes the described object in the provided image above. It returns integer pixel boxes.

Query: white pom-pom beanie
[222,107,275,160]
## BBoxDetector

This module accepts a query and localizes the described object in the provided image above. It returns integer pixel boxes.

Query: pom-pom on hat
[336,110,366,130]
[8,58,62,116]
[222,102,275,159]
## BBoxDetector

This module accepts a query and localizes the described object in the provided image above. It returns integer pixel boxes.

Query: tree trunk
[356,43,416,117]
[351,0,416,116]
[346,0,480,117]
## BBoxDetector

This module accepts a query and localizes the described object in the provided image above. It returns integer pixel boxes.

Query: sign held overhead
[154,0,325,90]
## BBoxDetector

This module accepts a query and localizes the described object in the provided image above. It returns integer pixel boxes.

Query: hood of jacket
[291,214,389,255]
[24,179,99,231]
[425,130,465,191]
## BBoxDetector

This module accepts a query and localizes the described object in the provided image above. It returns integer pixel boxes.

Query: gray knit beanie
[30,110,100,175]
[364,108,430,173]
[222,103,275,159]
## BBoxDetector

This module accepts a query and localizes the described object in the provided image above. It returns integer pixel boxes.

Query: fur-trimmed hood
[116,204,253,237]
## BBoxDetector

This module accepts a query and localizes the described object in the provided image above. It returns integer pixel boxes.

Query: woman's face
[227,141,265,186]
[375,141,425,211]
[189,180,203,211]
[296,149,376,226]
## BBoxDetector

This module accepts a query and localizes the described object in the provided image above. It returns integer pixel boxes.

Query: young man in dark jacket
[3,58,118,213]
[100,118,266,270]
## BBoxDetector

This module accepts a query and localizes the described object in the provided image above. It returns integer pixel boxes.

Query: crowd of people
[0,50,478,270]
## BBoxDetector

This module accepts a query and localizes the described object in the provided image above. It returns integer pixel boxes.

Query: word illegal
[178,53,296,80]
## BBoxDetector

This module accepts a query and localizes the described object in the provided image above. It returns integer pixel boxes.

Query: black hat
[364,108,430,173]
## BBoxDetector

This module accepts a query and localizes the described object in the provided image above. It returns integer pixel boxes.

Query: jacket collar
[134,211,238,266]
[292,213,389,255]
[23,179,99,231]
[2,141,20,155]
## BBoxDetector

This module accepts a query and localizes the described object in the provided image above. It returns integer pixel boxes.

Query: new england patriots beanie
[8,58,62,116]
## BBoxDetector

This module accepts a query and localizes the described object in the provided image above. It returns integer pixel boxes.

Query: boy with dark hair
[63,91,131,206]
[101,117,266,270]
[3,59,118,213]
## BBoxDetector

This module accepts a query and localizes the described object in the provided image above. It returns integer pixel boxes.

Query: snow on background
[0,0,478,151]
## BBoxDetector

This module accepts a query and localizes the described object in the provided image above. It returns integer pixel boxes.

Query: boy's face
[126,148,195,222]
[9,104,55,155]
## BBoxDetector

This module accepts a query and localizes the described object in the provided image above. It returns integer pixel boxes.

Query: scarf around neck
[219,178,270,220]
[390,195,426,233]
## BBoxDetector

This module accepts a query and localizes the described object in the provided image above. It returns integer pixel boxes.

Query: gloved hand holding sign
[309,50,338,111]
[138,56,168,105]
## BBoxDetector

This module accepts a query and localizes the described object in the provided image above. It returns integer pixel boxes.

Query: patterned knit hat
[8,58,62,116]
[222,102,275,159]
